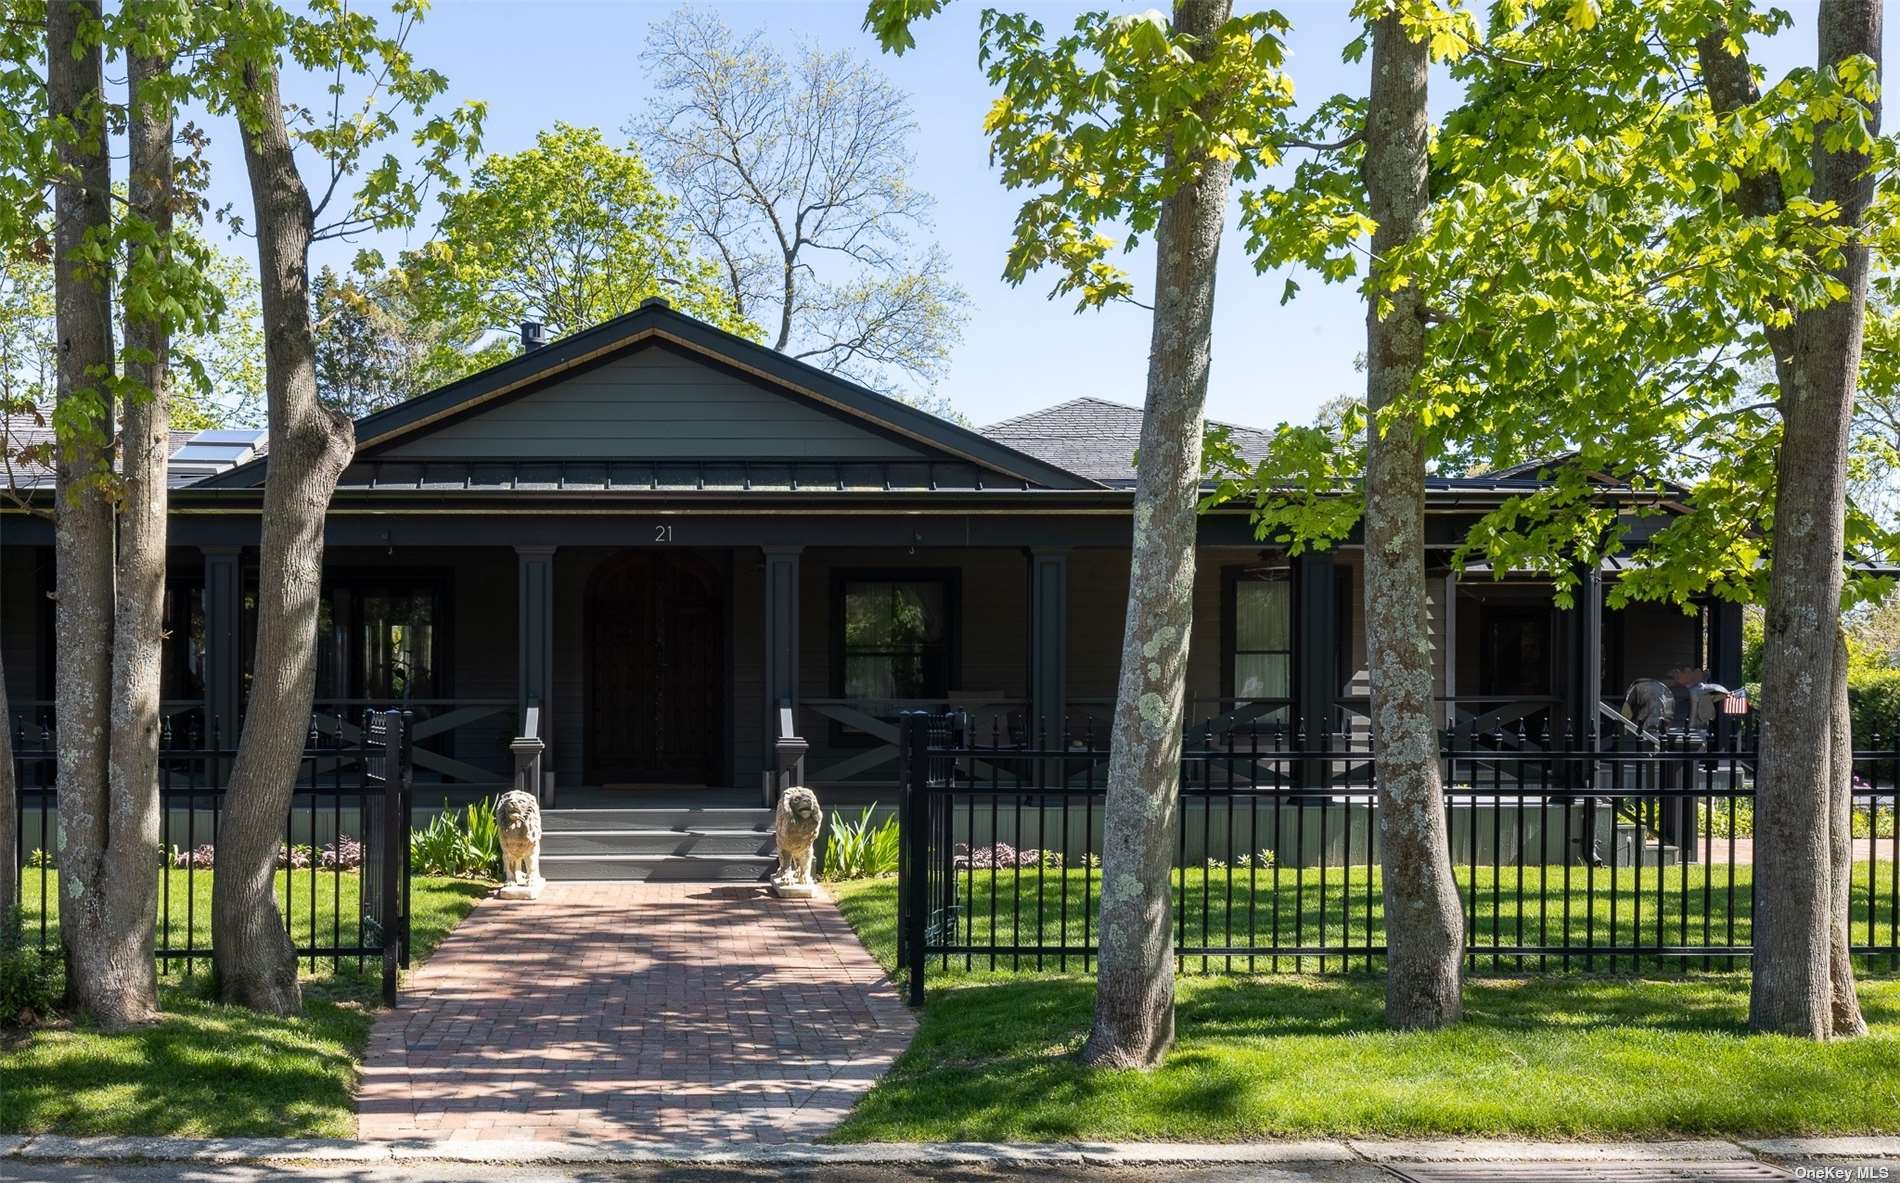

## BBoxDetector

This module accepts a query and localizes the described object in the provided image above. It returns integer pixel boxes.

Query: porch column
[1707,600,1744,690]
[1563,561,1603,753]
[202,546,242,746]
[763,546,802,771]
[516,546,556,790]
[1294,549,1338,743]
[1027,547,1069,748]
[1441,569,1459,731]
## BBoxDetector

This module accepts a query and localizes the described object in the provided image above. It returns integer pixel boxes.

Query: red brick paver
[356,883,914,1144]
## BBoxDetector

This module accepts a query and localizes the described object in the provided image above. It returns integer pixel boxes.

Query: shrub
[171,843,218,869]
[1855,806,1897,839]
[1849,667,1900,747]
[1701,798,1755,838]
[823,806,899,881]
[322,836,364,870]
[0,908,60,1027]
[460,800,500,872]
[952,841,1059,870]
[409,799,501,879]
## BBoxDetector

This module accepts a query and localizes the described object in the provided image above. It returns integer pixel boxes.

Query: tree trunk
[82,45,183,1029]
[48,0,139,1028]
[1704,1,1879,1039]
[211,55,355,1015]
[1079,0,1235,1071]
[1828,628,1866,1037]
[776,249,796,352]
[1362,5,1463,1031]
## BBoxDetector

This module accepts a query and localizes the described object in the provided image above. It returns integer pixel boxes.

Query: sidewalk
[4,1132,1895,1170]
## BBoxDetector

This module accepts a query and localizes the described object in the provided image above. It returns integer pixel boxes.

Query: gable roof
[983,396,1277,486]
[196,300,1099,492]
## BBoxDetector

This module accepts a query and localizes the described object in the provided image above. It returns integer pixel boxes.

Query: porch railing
[895,712,1900,1004]
[11,708,415,1005]
[11,697,511,788]
[313,698,513,785]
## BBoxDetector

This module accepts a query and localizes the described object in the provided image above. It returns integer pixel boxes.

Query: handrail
[1599,700,1647,740]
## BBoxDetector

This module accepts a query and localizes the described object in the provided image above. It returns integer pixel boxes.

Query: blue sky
[197,1,1883,432]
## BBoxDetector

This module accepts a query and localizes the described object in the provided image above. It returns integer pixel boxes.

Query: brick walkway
[356,883,914,1144]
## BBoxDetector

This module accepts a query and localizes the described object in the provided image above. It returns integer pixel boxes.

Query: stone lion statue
[494,789,543,890]
[772,785,823,892]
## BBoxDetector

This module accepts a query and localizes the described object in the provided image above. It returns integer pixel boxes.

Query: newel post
[511,726,547,807]
[770,701,808,808]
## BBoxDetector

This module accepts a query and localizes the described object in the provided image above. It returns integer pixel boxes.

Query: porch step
[539,807,772,832]
[539,828,775,858]
[535,806,778,881]
[536,853,779,882]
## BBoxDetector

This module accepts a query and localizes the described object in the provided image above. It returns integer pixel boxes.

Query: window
[1227,566,1293,717]
[1479,606,1551,696]
[359,589,436,700]
[159,583,206,701]
[309,578,443,703]
[837,576,952,703]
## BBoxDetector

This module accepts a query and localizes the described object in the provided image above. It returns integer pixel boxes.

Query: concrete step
[539,807,773,832]
[539,828,775,857]
[537,853,777,882]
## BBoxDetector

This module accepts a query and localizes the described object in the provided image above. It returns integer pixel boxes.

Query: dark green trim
[196,304,1101,492]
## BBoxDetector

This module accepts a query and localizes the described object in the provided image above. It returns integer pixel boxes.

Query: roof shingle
[980,396,1274,485]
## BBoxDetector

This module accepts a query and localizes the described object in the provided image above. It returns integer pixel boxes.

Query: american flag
[1723,688,1749,715]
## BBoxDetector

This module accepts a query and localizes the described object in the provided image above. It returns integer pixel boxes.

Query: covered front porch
[0,537,1741,810]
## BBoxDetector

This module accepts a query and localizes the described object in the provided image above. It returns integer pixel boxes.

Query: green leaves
[861,0,952,55]
[399,123,751,342]
[207,0,484,243]
[974,5,1296,308]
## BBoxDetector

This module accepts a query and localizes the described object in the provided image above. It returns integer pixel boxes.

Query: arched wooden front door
[585,551,725,785]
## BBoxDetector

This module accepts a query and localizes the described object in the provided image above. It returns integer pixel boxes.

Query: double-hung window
[838,576,952,705]
[1228,565,1293,722]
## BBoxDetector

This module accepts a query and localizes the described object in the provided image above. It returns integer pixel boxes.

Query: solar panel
[188,429,266,445]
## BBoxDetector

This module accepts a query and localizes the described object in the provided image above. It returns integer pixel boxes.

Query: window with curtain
[840,578,949,703]
[1232,571,1292,710]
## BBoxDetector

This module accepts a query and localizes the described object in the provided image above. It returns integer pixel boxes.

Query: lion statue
[772,785,823,893]
[494,789,543,891]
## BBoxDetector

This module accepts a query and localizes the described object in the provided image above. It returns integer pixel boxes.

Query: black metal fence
[10,708,415,1005]
[895,713,1900,1004]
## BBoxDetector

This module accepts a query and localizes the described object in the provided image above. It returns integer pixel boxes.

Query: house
[0,301,1740,872]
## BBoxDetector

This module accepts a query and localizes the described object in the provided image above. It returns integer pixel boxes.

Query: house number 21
[654,524,674,542]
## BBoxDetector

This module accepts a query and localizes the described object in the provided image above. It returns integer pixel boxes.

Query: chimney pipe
[520,321,546,351]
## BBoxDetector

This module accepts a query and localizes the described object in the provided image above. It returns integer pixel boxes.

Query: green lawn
[17,865,395,975]
[834,861,1900,979]
[1,872,488,1138]
[828,877,1900,1142]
